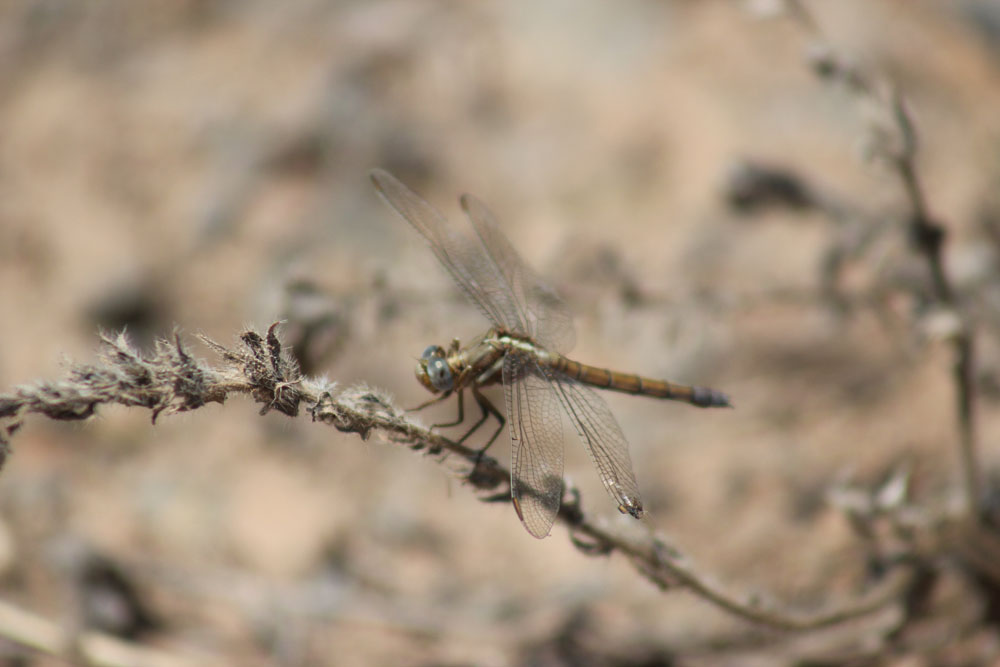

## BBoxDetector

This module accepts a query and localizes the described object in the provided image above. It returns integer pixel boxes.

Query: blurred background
[1,0,1000,664]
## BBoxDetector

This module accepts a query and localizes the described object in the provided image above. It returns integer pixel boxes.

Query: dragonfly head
[417,345,454,393]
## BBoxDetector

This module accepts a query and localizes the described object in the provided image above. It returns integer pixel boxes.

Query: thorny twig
[0,325,921,632]
[786,0,982,515]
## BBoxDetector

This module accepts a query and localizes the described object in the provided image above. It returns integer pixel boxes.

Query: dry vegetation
[1,1,1000,665]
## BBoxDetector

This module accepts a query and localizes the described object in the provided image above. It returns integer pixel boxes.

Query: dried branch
[0,325,923,632]
[786,0,982,515]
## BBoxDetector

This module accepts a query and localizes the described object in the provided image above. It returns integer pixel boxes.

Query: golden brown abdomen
[552,356,731,408]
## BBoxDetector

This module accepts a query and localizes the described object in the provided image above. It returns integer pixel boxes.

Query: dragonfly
[371,168,731,538]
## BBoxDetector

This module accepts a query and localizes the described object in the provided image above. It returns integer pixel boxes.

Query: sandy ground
[1,1,1000,664]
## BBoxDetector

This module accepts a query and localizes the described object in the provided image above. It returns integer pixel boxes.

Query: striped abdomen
[551,356,731,408]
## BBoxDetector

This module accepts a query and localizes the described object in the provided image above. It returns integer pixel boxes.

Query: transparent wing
[540,366,644,519]
[503,353,565,538]
[460,193,576,354]
[371,169,526,335]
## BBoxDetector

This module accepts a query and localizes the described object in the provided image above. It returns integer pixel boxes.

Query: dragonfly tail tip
[692,386,733,409]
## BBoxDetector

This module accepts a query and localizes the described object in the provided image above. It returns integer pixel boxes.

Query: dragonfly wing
[371,169,526,333]
[460,193,576,354]
[540,366,644,519]
[503,353,565,538]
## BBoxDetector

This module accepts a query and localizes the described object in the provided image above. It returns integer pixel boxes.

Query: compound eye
[427,357,454,391]
[422,345,445,361]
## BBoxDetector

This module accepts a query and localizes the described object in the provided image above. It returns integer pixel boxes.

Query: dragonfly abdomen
[554,356,731,408]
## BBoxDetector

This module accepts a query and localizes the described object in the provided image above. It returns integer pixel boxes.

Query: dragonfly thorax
[417,344,454,393]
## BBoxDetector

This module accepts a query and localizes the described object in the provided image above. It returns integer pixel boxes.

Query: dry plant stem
[0,326,917,632]
[787,0,982,516]
[892,97,980,512]
[569,518,913,631]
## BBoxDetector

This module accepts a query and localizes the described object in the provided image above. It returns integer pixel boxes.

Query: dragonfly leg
[459,385,506,457]
[432,390,467,429]
[405,391,452,413]
[408,389,471,432]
